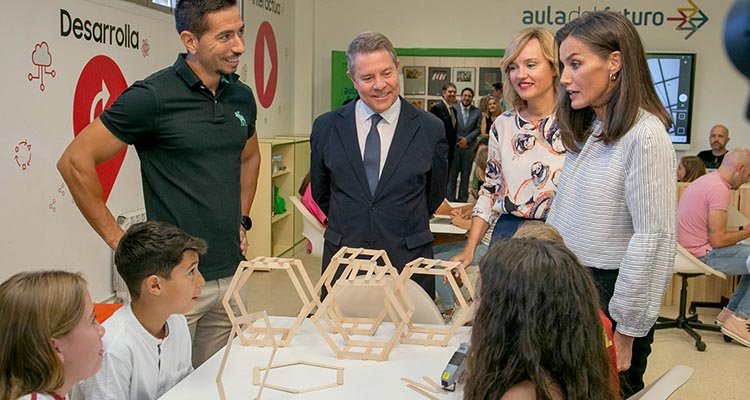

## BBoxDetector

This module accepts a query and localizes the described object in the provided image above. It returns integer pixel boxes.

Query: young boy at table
[76,221,207,400]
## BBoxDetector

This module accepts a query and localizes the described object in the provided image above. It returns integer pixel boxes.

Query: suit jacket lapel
[375,98,419,199]
[334,101,372,198]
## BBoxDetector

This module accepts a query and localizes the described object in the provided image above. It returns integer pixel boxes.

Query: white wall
[308,0,750,153]
[1,0,180,299]
[243,0,297,137]
[0,0,298,300]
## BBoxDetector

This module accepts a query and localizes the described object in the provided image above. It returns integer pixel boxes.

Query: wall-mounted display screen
[646,53,695,145]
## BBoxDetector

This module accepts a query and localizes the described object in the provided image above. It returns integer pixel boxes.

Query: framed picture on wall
[478,67,502,96]
[453,67,475,94]
[427,98,442,110]
[405,97,425,110]
[402,66,426,95]
[428,67,451,96]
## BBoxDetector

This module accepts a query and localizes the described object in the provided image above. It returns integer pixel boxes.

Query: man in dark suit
[429,83,458,177]
[310,32,448,295]
[449,88,482,202]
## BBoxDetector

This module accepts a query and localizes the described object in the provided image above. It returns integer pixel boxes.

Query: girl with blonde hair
[0,271,104,400]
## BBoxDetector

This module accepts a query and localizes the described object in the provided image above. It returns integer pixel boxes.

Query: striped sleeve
[610,117,676,337]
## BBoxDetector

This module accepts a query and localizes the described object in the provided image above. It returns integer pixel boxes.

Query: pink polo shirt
[676,171,730,257]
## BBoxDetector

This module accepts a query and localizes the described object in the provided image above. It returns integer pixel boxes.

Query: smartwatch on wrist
[240,215,252,230]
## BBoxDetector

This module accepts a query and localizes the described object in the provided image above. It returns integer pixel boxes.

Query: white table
[430,216,467,235]
[160,317,469,400]
[430,202,471,235]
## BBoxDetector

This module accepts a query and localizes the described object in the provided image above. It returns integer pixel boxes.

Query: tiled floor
[246,246,750,399]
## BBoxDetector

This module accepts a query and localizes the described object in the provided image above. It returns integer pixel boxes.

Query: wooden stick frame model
[252,360,344,394]
[310,247,415,361]
[222,257,317,347]
[400,258,477,346]
[313,247,415,335]
[216,310,277,400]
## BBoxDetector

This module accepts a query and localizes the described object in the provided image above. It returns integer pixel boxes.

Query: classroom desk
[160,317,469,400]
[430,216,467,235]
[430,201,470,243]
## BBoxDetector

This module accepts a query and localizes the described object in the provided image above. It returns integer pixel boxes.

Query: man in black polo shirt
[57,0,260,367]
[697,124,731,169]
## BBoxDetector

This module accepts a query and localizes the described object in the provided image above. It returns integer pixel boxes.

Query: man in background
[492,82,503,101]
[492,82,506,111]
[57,0,260,367]
[430,83,458,178]
[311,32,448,295]
[677,148,750,346]
[448,88,481,202]
[697,124,731,169]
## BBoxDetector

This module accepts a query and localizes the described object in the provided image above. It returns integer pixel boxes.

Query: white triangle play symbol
[263,36,272,91]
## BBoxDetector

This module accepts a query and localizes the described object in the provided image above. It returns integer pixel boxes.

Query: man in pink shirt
[677,148,750,347]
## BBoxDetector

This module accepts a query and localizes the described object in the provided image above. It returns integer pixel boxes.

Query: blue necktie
[463,107,469,126]
[364,114,382,195]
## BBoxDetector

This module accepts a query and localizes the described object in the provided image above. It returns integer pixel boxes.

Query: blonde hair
[0,271,87,400]
[513,221,564,244]
[500,28,558,112]
[479,96,500,119]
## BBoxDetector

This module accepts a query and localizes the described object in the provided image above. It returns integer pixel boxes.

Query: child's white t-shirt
[75,303,193,400]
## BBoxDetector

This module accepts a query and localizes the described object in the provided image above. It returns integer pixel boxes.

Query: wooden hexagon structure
[400,258,477,346]
[252,360,344,394]
[314,247,394,296]
[222,257,317,347]
[310,247,414,361]
[217,310,277,400]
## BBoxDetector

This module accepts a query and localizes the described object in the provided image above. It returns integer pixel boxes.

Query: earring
[609,73,617,81]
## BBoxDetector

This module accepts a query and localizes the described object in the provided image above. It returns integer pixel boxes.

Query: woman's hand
[451,247,475,269]
[613,331,634,371]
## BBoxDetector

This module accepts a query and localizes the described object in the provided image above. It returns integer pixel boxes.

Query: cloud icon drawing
[32,42,52,67]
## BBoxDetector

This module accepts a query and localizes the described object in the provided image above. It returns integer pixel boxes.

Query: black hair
[115,221,207,299]
[174,0,237,37]
[461,87,475,96]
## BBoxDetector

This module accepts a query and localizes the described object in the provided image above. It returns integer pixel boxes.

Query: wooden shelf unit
[246,136,311,259]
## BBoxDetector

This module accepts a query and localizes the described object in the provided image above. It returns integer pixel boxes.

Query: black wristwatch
[240,215,252,230]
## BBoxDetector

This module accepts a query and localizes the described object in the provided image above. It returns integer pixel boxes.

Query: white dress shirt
[355,98,401,176]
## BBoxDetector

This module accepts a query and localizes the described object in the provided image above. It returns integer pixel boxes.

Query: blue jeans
[490,213,529,243]
[433,242,488,311]
[700,243,750,318]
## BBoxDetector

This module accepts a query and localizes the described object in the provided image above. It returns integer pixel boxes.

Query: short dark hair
[441,83,457,93]
[492,82,503,91]
[461,87,474,96]
[175,0,237,38]
[115,221,207,299]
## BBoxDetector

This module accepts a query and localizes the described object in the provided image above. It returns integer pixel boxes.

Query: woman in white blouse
[452,28,566,268]
[548,11,676,398]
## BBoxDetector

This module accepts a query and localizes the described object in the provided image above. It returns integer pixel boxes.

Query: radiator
[113,208,147,302]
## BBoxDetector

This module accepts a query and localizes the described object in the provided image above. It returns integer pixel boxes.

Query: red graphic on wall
[73,55,128,202]
[14,140,32,171]
[254,21,278,108]
[28,42,57,92]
